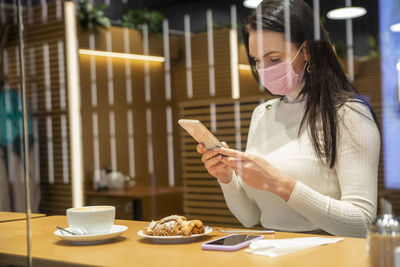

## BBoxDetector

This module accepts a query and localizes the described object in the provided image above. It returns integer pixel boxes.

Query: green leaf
[77,0,110,32]
[121,8,165,35]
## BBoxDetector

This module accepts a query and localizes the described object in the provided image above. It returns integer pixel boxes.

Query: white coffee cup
[66,206,115,235]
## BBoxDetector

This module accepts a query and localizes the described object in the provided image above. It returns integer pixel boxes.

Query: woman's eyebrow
[263,51,280,57]
[250,50,280,59]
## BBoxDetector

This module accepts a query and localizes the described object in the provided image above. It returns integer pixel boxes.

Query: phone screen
[207,235,261,246]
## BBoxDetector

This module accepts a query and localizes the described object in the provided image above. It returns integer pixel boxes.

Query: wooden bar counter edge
[0,215,369,267]
[0,211,46,223]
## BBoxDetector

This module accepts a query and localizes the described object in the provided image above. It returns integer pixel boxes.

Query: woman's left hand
[215,147,297,201]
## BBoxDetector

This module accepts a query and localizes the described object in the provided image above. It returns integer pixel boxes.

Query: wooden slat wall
[78,27,182,200]
[172,29,232,102]
[5,2,72,214]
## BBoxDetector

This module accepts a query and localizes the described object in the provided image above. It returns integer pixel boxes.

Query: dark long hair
[243,0,378,168]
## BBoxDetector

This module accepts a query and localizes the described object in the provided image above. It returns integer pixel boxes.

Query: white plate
[137,226,213,244]
[54,225,128,244]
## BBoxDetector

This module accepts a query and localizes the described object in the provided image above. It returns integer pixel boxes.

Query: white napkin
[246,237,344,257]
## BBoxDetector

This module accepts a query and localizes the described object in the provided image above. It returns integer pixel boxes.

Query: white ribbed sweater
[219,97,380,238]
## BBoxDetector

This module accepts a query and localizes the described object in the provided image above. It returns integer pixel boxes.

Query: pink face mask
[256,45,304,96]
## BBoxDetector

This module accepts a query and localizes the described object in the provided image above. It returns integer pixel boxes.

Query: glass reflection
[0,0,398,266]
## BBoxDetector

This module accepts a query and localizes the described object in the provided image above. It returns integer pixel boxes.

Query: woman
[197,0,380,238]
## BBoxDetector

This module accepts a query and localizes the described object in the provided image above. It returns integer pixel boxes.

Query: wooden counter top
[0,211,46,223]
[0,215,369,267]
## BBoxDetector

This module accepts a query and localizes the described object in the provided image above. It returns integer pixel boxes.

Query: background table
[0,211,46,223]
[0,215,369,267]
[86,185,183,220]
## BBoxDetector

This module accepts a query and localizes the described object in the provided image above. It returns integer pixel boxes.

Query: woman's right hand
[196,142,233,184]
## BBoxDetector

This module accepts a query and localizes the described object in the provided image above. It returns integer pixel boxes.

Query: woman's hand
[196,143,233,184]
[215,147,297,201]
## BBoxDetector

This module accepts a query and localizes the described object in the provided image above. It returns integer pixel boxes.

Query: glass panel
[1,0,398,265]
[1,0,35,265]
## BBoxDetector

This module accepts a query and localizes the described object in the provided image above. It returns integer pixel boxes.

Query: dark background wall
[91,0,379,57]
[8,0,377,57]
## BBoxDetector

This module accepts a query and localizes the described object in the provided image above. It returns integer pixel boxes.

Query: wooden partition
[79,29,166,186]
[78,26,185,219]
[172,29,233,101]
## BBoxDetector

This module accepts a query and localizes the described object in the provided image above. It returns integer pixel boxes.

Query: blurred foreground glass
[368,199,400,267]
[0,0,34,265]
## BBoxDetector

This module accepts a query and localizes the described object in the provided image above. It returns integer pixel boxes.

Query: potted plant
[76,0,110,32]
[121,8,164,36]
[366,35,379,59]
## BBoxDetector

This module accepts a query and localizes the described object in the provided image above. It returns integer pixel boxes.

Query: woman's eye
[270,58,280,62]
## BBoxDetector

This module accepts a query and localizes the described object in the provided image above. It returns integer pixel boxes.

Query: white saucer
[137,226,213,244]
[54,225,128,244]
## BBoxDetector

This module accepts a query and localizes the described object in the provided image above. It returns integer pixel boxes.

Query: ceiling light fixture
[390,23,400,32]
[327,7,367,20]
[243,0,262,9]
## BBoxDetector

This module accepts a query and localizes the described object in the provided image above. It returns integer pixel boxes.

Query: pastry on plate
[143,215,205,236]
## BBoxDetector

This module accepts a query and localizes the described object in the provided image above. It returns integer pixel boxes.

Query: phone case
[178,119,223,150]
[201,234,264,252]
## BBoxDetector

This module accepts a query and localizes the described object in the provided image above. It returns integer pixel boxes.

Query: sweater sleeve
[217,103,264,228]
[287,102,380,238]
[219,172,261,227]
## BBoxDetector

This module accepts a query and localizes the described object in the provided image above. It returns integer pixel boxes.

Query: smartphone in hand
[178,119,223,150]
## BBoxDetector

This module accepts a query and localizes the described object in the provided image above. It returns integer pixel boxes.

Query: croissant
[190,220,205,235]
[143,220,158,235]
[159,215,186,224]
[142,215,205,236]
